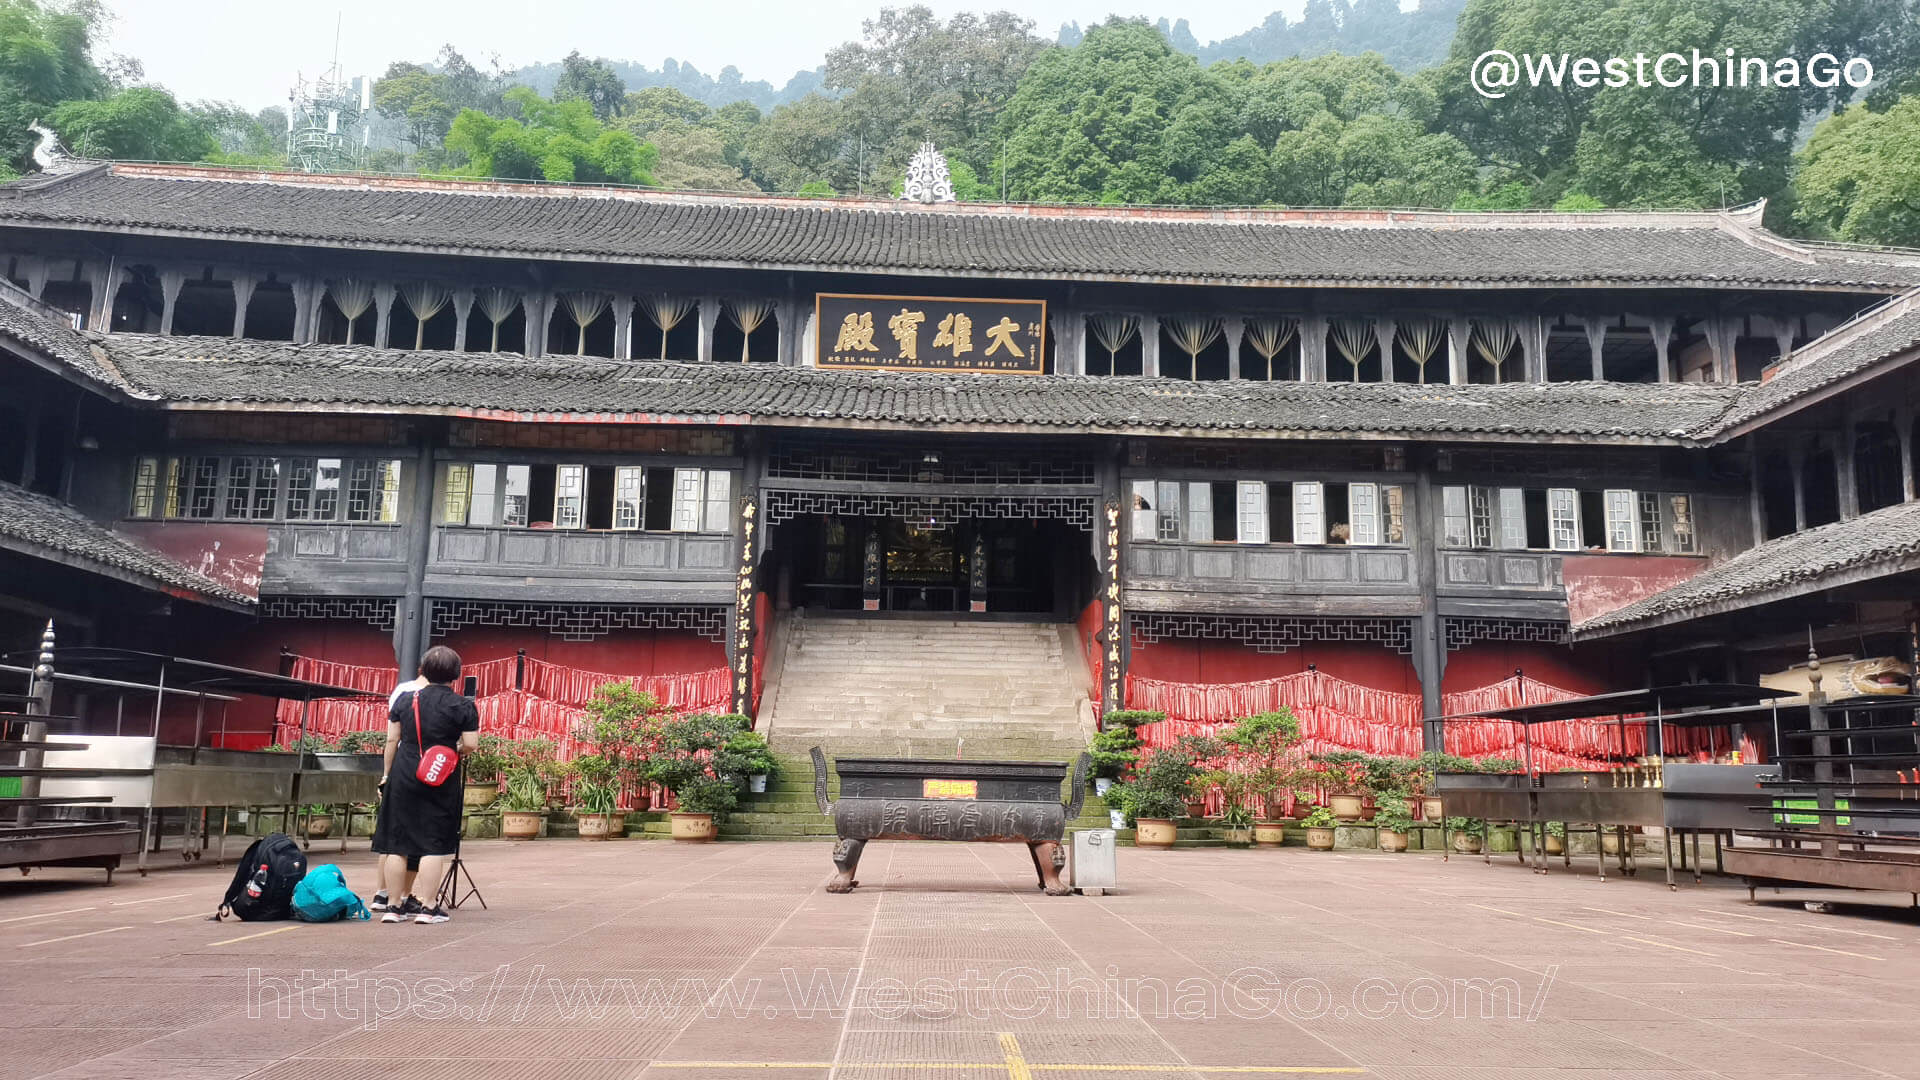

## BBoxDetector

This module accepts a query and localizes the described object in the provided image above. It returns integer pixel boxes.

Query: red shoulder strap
[412,690,424,747]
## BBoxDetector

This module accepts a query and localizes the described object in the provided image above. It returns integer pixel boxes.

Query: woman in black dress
[379,646,479,924]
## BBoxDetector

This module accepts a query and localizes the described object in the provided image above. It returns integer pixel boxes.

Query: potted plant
[463,733,509,810]
[1301,806,1338,850]
[1374,794,1414,852]
[1089,716,1146,797]
[336,729,384,755]
[1447,816,1483,854]
[1413,751,1474,821]
[570,754,618,841]
[646,713,749,841]
[1219,802,1255,847]
[1127,736,1214,847]
[1315,755,1370,821]
[1102,782,1132,829]
[1545,821,1567,856]
[579,681,669,821]
[303,804,334,839]
[1220,709,1301,840]
[1128,786,1184,847]
[717,728,777,793]
[499,740,555,840]
[1202,768,1260,847]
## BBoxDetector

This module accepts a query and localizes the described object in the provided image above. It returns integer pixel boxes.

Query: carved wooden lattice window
[1548,488,1581,551]
[444,464,472,524]
[1293,482,1325,545]
[344,460,402,523]
[703,471,733,533]
[1497,488,1527,550]
[1442,486,1470,547]
[1236,481,1268,544]
[1348,483,1380,546]
[613,467,644,531]
[1604,489,1639,552]
[501,465,530,527]
[224,457,281,520]
[1638,491,1664,552]
[129,457,159,518]
[286,458,341,521]
[553,464,586,529]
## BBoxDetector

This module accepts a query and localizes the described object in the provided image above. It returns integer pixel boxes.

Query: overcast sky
[103,0,1309,110]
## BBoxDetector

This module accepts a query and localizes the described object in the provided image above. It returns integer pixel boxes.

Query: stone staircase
[761,615,1097,762]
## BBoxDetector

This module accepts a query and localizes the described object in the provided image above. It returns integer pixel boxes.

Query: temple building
[3,157,1919,763]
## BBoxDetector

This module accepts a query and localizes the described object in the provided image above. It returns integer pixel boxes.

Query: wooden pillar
[1411,446,1444,749]
[1838,423,1860,521]
[396,434,439,681]
[451,288,473,353]
[1140,314,1160,378]
[1647,315,1675,383]
[372,282,396,349]
[522,291,549,358]
[1790,446,1807,531]
[1769,315,1796,363]
[1446,317,1470,386]
[611,295,634,360]
[20,256,50,300]
[230,272,258,339]
[79,261,111,331]
[1223,316,1244,381]
[799,309,816,366]
[697,296,718,364]
[1582,317,1607,381]
[1899,406,1915,502]
[1706,317,1738,383]
[1300,315,1327,382]
[1049,310,1078,375]
[1522,315,1547,383]
[1748,436,1767,545]
[158,269,185,335]
[288,276,314,342]
[776,298,797,366]
[1372,316,1396,384]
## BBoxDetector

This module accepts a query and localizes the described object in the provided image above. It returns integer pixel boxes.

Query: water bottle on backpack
[245,863,268,900]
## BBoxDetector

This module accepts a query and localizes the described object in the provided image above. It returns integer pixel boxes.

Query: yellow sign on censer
[922,778,979,800]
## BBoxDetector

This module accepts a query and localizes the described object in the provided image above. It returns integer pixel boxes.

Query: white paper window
[1348,483,1380,546]
[553,464,585,529]
[1236,481,1268,544]
[443,464,472,524]
[703,470,733,533]
[1604,489,1639,552]
[1185,482,1213,543]
[1293,482,1325,545]
[1548,488,1581,551]
[613,466,644,530]
[469,464,499,527]
[501,465,531,527]
[1129,480,1157,540]
[1467,486,1494,548]
[670,467,703,532]
[1638,491,1665,552]
[1155,481,1182,540]
[377,461,401,523]
[1497,488,1527,550]
[1442,486,1470,547]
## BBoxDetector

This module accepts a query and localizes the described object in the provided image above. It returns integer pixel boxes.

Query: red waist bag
[412,693,459,787]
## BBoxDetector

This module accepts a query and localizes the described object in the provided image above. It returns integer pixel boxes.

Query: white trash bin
[1071,828,1117,895]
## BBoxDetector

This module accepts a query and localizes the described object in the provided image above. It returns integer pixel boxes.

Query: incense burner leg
[827,838,866,893]
[1031,841,1070,896]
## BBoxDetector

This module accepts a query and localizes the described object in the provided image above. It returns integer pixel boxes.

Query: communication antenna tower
[286,19,370,173]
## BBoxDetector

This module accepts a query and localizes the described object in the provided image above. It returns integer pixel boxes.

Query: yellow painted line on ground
[110,892,191,906]
[999,1033,1034,1080]
[154,912,212,924]
[20,925,130,948]
[1768,937,1884,961]
[0,905,96,924]
[209,925,300,946]
[1620,935,1716,957]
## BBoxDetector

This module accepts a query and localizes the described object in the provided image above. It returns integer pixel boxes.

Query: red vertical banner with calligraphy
[732,495,757,718]
[1102,501,1123,724]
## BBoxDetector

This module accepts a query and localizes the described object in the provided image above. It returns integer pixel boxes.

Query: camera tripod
[435,853,487,911]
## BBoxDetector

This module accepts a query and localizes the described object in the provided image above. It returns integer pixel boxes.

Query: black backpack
[215,833,308,921]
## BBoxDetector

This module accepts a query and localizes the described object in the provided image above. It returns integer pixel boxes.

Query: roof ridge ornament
[901,141,956,205]
[26,121,83,175]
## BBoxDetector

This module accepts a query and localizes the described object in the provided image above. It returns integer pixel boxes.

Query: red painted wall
[1440,639,1642,697]
[1129,639,1421,695]
[435,628,722,677]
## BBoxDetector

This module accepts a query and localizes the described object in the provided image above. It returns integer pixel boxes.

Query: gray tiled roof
[0,481,252,607]
[101,334,1746,442]
[1706,290,1920,437]
[0,279,129,392]
[1572,499,1920,639]
[3,165,1917,290]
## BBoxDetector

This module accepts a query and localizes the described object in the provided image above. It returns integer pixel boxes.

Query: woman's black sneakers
[381,895,423,923]
[413,903,451,924]
[368,891,391,912]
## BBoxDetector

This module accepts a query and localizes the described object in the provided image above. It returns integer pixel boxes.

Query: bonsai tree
[500,760,548,814]
[1373,794,1414,835]
[1220,709,1302,817]
[336,729,384,754]
[570,754,619,818]
[464,733,511,786]
[716,727,777,784]
[579,680,670,803]
[1301,806,1337,829]
[645,713,750,822]
[1090,721,1144,782]
[1125,740,1210,825]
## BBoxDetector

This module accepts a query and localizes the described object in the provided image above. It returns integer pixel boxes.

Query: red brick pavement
[2,839,1919,1079]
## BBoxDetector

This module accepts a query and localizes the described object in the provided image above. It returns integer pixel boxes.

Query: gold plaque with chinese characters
[922,778,979,800]
[815,293,1047,374]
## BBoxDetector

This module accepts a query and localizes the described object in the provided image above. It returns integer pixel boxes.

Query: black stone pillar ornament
[862,531,882,611]
[1101,501,1124,716]
[731,497,758,717]
[969,531,988,613]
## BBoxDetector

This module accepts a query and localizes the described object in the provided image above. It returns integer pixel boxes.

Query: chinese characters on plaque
[815,293,1047,374]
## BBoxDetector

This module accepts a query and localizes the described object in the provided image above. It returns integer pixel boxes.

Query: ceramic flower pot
[749,774,768,794]
[670,812,716,842]
[1306,826,1335,850]
[502,810,543,840]
[1094,778,1114,796]
[305,815,333,840]
[1602,830,1623,855]
[1135,818,1176,848]
[1253,820,1286,847]
[1421,797,1444,821]
[1545,833,1565,856]
[1451,830,1482,854]
[1108,809,1127,829]
[463,782,499,810]
[577,813,611,841]
[608,812,627,838]
[1224,824,1253,847]
[1329,794,1364,821]
[1378,829,1408,852]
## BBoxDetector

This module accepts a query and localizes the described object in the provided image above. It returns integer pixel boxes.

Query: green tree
[374,61,458,151]
[0,0,108,170]
[649,123,759,192]
[445,86,657,184]
[619,86,711,138]
[742,93,853,193]
[190,100,284,166]
[554,50,625,122]
[51,86,212,161]
[1793,95,1920,247]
